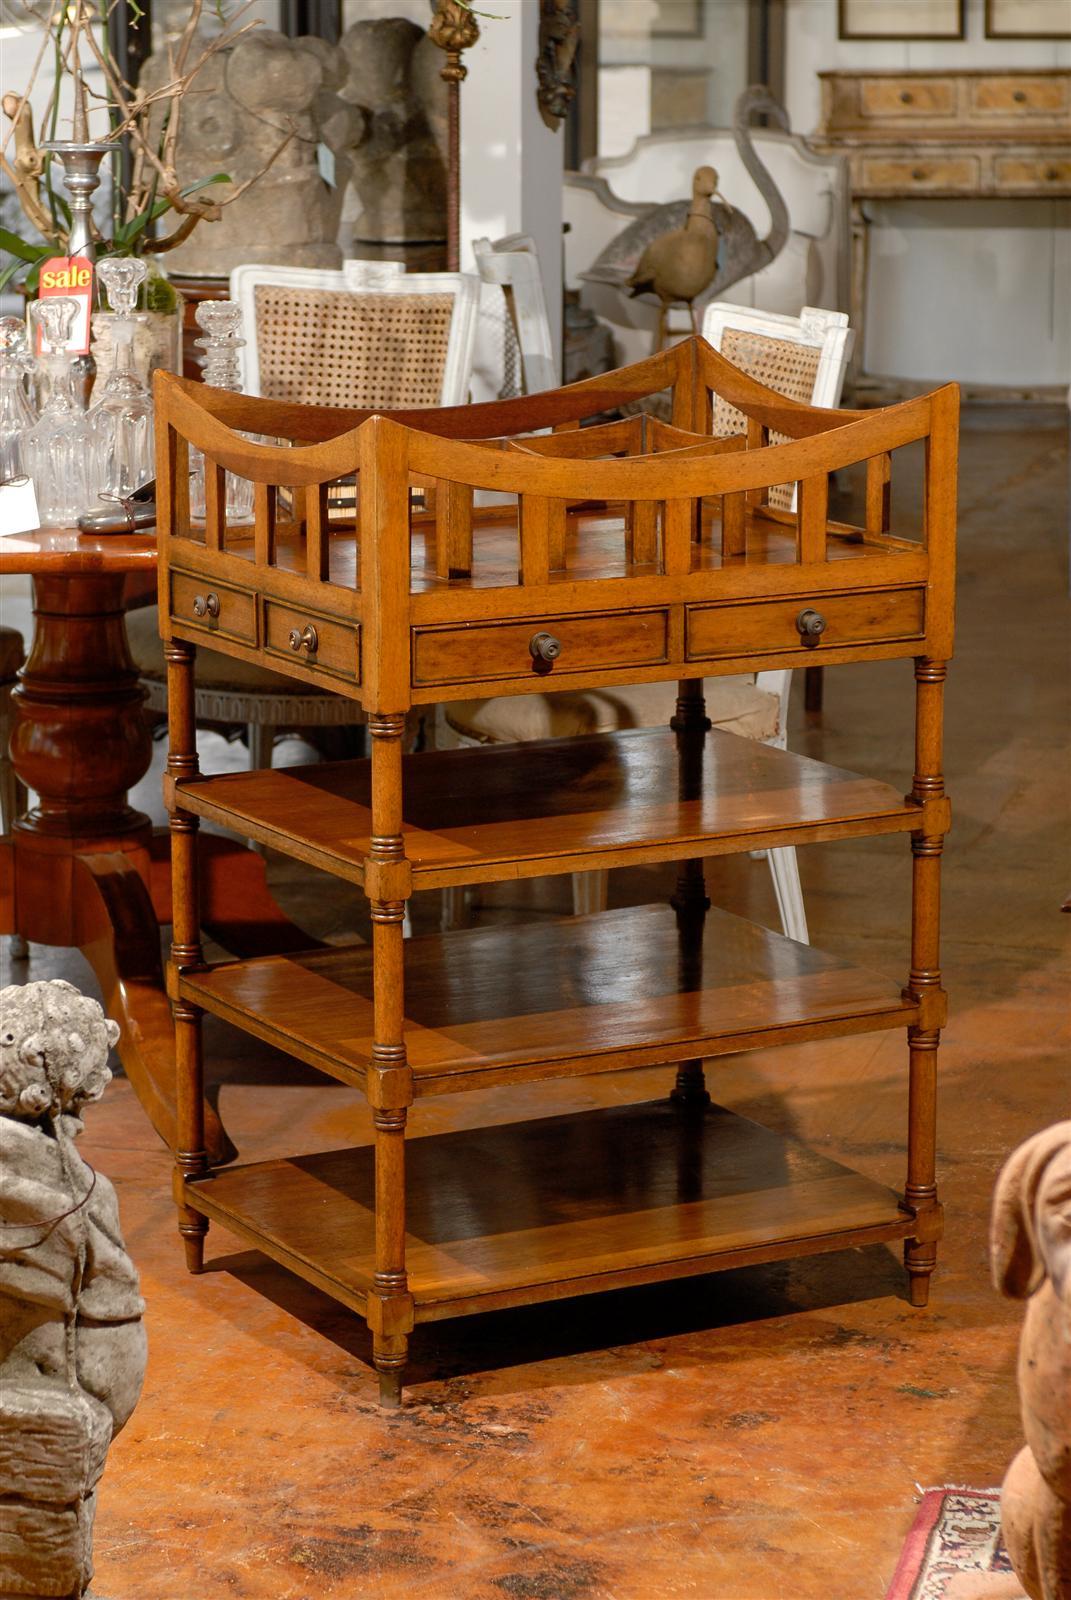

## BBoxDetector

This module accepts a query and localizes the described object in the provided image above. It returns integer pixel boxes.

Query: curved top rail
[154,336,870,448]
[155,370,950,498]
[380,391,943,498]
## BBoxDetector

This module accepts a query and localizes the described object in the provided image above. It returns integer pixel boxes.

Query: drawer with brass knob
[170,571,256,645]
[262,599,360,683]
[412,608,670,688]
[993,155,1071,192]
[686,588,925,662]
[858,155,981,194]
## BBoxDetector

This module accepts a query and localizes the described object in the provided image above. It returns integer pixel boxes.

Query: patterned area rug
[885,1490,1028,1600]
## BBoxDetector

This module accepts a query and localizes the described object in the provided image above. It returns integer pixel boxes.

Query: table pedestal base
[1,568,316,1164]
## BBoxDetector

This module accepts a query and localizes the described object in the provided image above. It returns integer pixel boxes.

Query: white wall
[784,0,1071,388]
[460,2,564,378]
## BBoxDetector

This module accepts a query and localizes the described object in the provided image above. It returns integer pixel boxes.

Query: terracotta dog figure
[991,1121,1071,1600]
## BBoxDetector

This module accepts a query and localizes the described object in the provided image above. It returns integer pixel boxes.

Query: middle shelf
[173,725,931,889]
[180,903,917,1096]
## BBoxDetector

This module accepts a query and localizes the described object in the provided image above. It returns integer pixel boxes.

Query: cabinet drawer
[413,608,670,687]
[859,78,957,119]
[969,76,1069,118]
[859,156,980,193]
[994,155,1071,191]
[170,572,256,645]
[263,599,360,682]
[687,589,925,661]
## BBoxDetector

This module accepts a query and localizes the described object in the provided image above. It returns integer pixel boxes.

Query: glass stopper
[97,256,149,317]
[31,298,78,356]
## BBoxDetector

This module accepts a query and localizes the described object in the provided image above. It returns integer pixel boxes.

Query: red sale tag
[36,256,94,354]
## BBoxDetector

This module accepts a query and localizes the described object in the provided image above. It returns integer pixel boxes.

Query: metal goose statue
[583,85,792,349]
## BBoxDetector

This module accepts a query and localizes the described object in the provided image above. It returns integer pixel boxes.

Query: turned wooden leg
[670,680,711,1109]
[366,714,415,1405]
[904,660,948,1304]
[166,640,209,1270]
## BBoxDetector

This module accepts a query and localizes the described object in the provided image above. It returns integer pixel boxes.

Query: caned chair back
[229,260,481,410]
[700,303,853,511]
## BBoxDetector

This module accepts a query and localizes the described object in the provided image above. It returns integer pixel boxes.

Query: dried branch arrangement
[0,0,292,290]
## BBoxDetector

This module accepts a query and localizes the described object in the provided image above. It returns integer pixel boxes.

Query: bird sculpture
[583,84,792,349]
[624,165,720,349]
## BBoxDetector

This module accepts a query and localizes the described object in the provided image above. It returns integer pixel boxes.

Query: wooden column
[904,657,948,1305]
[669,677,711,1109]
[165,637,209,1274]
[366,711,415,1406]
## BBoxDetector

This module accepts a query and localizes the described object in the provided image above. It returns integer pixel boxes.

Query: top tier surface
[154,338,958,709]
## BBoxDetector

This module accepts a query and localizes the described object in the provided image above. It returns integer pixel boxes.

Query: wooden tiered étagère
[155,337,957,1405]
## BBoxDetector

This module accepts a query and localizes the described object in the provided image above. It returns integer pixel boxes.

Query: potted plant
[0,0,293,380]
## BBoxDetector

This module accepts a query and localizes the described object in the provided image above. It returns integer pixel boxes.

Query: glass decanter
[189,299,254,525]
[89,257,155,501]
[22,299,97,524]
[0,316,35,481]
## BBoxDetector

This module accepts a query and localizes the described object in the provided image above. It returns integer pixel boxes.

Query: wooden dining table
[0,526,313,1162]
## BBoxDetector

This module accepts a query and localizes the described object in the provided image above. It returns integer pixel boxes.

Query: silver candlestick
[42,140,111,404]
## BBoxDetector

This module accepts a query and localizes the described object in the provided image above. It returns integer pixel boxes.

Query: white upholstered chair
[441,304,854,945]
[131,263,481,773]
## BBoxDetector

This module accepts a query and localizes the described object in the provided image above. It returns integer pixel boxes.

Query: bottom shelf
[187,1101,919,1323]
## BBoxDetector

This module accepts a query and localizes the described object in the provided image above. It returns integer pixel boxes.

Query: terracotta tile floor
[2,408,1068,1599]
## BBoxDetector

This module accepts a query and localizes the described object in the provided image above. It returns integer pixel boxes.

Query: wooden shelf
[179,903,917,1095]
[175,727,925,890]
[186,1100,918,1322]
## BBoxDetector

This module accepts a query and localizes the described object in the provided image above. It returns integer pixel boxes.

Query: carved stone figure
[991,1122,1071,1600]
[335,17,448,254]
[0,980,146,1600]
[537,0,580,132]
[139,30,355,278]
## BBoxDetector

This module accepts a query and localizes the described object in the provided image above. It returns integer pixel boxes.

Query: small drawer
[686,589,925,662]
[969,76,1069,118]
[413,608,670,688]
[170,572,256,645]
[859,156,980,193]
[263,599,360,682]
[859,78,957,119]
[993,155,1071,191]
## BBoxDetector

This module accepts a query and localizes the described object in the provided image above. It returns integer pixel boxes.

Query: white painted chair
[229,258,481,408]
[472,234,557,400]
[441,304,855,945]
[701,301,854,512]
[564,123,849,370]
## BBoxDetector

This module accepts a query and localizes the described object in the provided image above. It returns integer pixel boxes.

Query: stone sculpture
[335,16,448,257]
[0,980,146,1600]
[583,85,791,329]
[991,1122,1071,1600]
[139,30,356,278]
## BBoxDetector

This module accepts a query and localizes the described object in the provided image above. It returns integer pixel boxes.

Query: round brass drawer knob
[192,592,220,619]
[912,168,926,181]
[1013,89,1027,103]
[288,623,319,655]
[796,608,827,640]
[529,631,562,666]
[899,90,914,104]
[1045,167,1060,181]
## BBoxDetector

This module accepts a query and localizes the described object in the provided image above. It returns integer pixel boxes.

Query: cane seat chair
[131,263,482,771]
[441,306,854,942]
